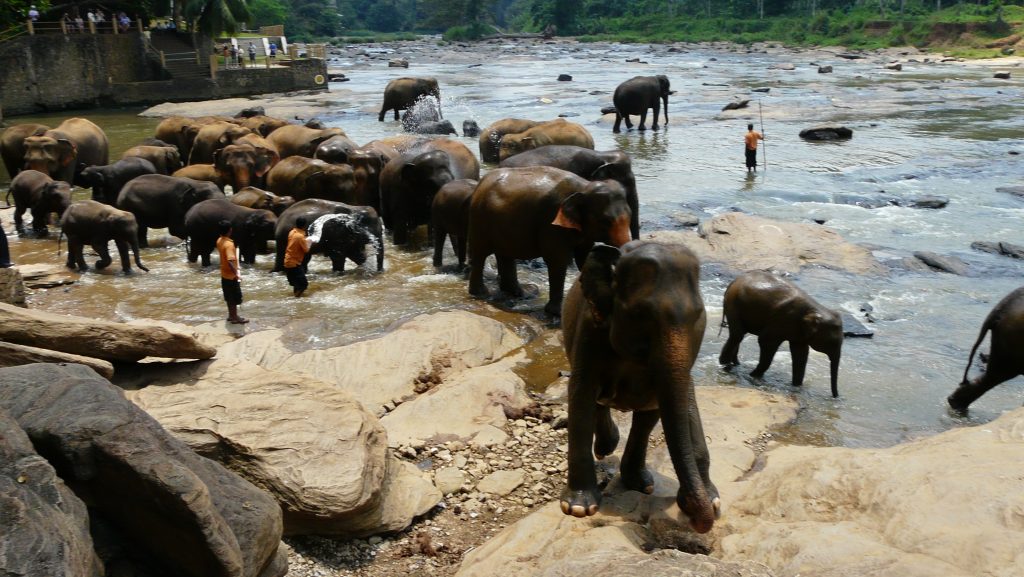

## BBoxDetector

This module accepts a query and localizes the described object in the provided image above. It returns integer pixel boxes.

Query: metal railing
[0,23,27,43]
[17,18,144,37]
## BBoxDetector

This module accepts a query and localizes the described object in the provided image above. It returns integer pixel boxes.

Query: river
[2,39,1023,449]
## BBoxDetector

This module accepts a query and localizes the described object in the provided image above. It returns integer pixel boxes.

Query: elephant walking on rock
[60,200,149,274]
[719,270,843,397]
[561,241,719,534]
[948,287,1024,411]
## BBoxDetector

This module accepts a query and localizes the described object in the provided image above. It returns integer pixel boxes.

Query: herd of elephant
[1,74,1020,534]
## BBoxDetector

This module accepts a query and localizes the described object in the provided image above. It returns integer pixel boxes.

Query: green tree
[249,0,288,27]
[184,0,252,34]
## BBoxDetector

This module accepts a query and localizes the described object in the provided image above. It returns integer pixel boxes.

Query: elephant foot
[95,260,111,270]
[559,487,601,518]
[620,466,655,495]
[544,300,563,317]
[123,269,133,275]
[613,128,621,134]
[750,368,766,378]
[638,125,647,131]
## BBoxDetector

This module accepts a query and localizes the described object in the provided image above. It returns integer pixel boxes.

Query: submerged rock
[722,99,751,111]
[971,240,1024,260]
[818,65,833,73]
[799,126,853,141]
[913,251,970,275]
[841,312,874,338]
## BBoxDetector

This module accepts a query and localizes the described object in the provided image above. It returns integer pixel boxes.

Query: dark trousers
[745,147,758,168]
[285,266,308,292]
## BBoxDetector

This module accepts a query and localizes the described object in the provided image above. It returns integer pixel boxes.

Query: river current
[2,40,1023,449]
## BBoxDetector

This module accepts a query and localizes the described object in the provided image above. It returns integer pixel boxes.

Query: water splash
[307,213,360,243]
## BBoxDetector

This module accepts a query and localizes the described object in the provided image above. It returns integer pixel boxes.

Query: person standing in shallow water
[216,220,248,324]
[745,123,764,172]
[284,216,314,297]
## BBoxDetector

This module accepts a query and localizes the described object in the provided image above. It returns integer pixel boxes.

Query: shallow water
[3,41,1023,449]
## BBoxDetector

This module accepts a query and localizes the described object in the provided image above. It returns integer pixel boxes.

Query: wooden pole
[758,100,767,173]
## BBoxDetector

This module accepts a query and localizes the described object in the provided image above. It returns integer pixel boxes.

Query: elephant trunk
[234,167,251,190]
[653,329,717,534]
[374,224,385,271]
[829,352,840,398]
[662,96,669,124]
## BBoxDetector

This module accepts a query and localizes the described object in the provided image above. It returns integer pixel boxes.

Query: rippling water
[3,41,1023,449]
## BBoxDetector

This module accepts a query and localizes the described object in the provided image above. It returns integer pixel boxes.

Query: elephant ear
[301,169,326,192]
[57,139,77,167]
[552,192,584,231]
[212,149,225,170]
[580,243,621,325]
[401,162,419,181]
[254,150,274,177]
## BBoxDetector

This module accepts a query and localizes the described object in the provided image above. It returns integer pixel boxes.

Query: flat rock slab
[0,302,216,362]
[996,185,1024,198]
[476,469,527,496]
[0,363,286,577]
[13,263,79,289]
[0,341,114,378]
[971,240,1024,259]
[0,409,102,577]
[646,214,886,276]
[840,312,874,338]
[127,357,392,536]
[719,406,1024,577]
[913,251,970,275]
[219,310,526,413]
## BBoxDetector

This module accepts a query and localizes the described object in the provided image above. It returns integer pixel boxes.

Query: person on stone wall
[268,41,277,63]
[249,42,257,65]
[28,5,39,22]
[229,44,238,68]
[74,13,84,32]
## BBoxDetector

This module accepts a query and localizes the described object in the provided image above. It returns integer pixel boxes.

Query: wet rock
[722,99,751,111]
[0,363,287,577]
[0,409,102,577]
[0,266,25,305]
[557,112,580,117]
[752,87,771,93]
[329,75,349,82]
[389,58,409,68]
[905,195,948,209]
[476,469,526,496]
[557,74,572,81]
[303,118,326,129]
[463,119,481,137]
[837,52,865,59]
[600,105,618,115]
[841,312,874,338]
[0,341,114,378]
[833,193,892,209]
[994,71,1011,79]
[913,251,970,275]
[770,62,796,70]
[0,302,216,362]
[885,62,903,71]
[971,241,1024,260]
[13,262,77,289]
[818,65,833,73]
[720,406,1024,577]
[996,185,1024,198]
[671,211,700,227]
[235,106,266,118]
[799,126,853,141]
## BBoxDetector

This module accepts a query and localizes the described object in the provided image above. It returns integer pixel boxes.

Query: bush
[443,22,491,41]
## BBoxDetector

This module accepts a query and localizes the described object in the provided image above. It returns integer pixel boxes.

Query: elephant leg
[593,404,619,459]
[638,110,648,131]
[392,218,410,245]
[651,102,661,130]
[114,239,132,273]
[751,337,782,378]
[496,256,523,297]
[454,234,467,270]
[30,208,49,235]
[432,225,446,267]
[394,108,400,121]
[719,320,745,366]
[543,255,570,317]
[623,114,634,129]
[331,254,347,272]
[948,353,1020,411]
[686,385,721,517]
[201,249,212,267]
[789,341,810,388]
[13,206,26,232]
[137,224,149,249]
[561,345,602,517]
[468,250,490,297]
[66,238,85,270]
[92,239,113,270]
[378,108,387,122]
[619,409,658,495]
[613,113,623,133]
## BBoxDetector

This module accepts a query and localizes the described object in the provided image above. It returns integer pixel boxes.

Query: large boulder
[646,214,886,275]
[0,409,102,577]
[0,266,26,305]
[799,126,853,140]
[0,341,114,378]
[0,303,216,362]
[719,406,1024,577]
[126,357,437,537]
[218,310,526,412]
[0,363,287,577]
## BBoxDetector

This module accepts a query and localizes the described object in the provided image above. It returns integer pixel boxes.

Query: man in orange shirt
[216,220,248,324]
[284,216,314,297]
[745,123,764,172]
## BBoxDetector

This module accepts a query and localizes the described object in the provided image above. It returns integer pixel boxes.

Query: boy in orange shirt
[745,123,764,172]
[284,216,314,297]
[216,220,248,324]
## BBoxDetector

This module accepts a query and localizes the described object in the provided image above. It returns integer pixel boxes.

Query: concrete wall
[0,34,327,117]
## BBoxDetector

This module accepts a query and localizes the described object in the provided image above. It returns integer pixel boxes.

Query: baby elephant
[7,169,72,235]
[60,200,149,274]
[719,270,843,397]
[431,178,477,270]
[947,287,1024,411]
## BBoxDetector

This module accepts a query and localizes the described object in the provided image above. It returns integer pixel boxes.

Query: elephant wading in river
[116,174,225,247]
[274,199,385,273]
[231,186,296,215]
[500,145,640,240]
[467,166,633,316]
[7,170,72,235]
[431,178,477,270]
[498,119,595,162]
[719,270,843,397]
[1,123,49,178]
[22,118,109,184]
[59,200,148,274]
[184,199,277,266]
[187,122,252,165]
[266,125,347,160]
[561,241,719,534]
[379,77,442,122]
[478,119,541,164]
[121,145,182,175]
[266,156,356,203]
[947,287,1024,411]
[213,143,274,191]
[613,75,671,133]
[79,157,158,205]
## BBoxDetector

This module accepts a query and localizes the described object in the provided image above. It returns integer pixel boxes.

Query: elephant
[7,170,72,235]
[408,120,458,136]
[274,199,385,273]
[116,174,225,247]
[500,145,640,240]
[22,118,109,184]
[463,120,481,138]
[187,122,253,165]
[1,123,49,179]
[153,116,214,161]
[234,115,290,137]
[379,77,442,122]
[213,143,274,191]
[234,133,281,167]
[266,125,346,159]
[360,140,401,166]
[313,135,360,165]
[431,179,477,270]
[59,200,148,274]
[184,199,277,266]
[172,164,226,190]
[137,138,174,148]
[478,118,541,163]
[79,157,158,205]
[265,156,356,203]
[947,287,1024,411]
[560,241,719,534]
[719,270,843,397]
[613,75,671,133]
[467,166,633,316]
[498,119,595,162]
[121,145,182,175]
[368,135,426,156]
[230,186,296,216]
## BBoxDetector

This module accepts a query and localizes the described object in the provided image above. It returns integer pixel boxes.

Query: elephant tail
[3,188,11,208]
[57,229,63,256]
[961,322,991,385]
[717,316,727,338]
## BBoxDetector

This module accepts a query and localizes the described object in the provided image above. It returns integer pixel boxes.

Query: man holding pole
[745,122,764,172]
